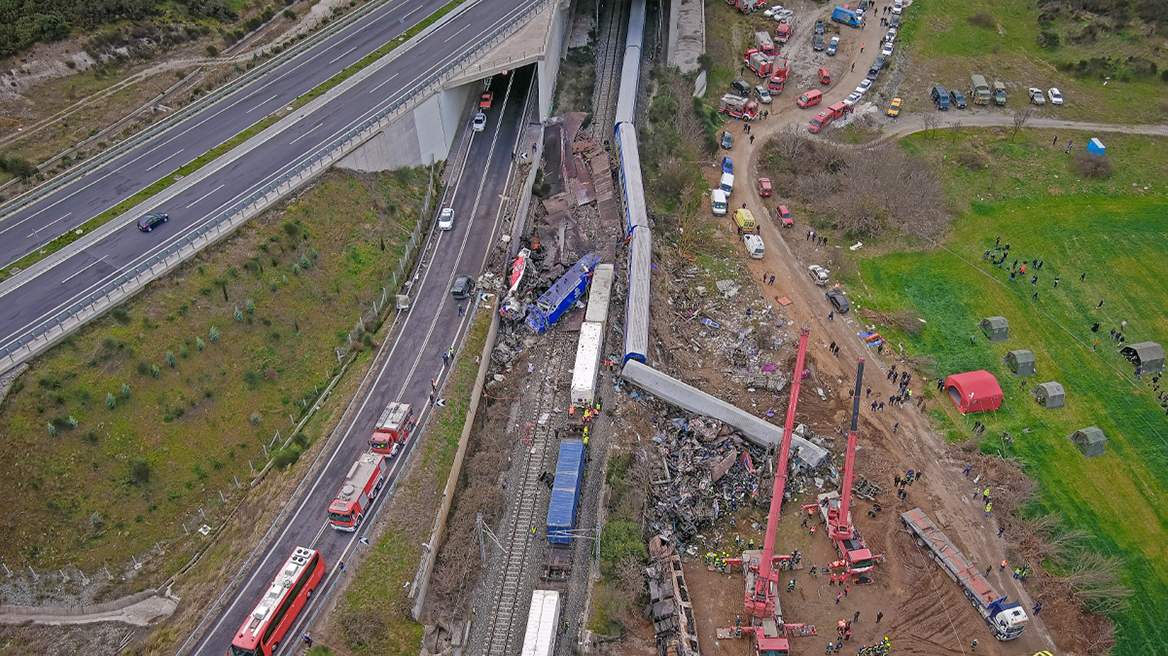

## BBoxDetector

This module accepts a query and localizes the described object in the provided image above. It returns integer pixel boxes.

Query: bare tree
[1009,107,1034,142]
[948,120,963,142]
[922,112,941,138]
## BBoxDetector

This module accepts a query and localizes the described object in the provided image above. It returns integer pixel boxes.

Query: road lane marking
[367,72,400,95]
[444,23,470,42]
[185,184,225,209]
[61,256,107,284]
[289,123,323,145]
[245,94,279,114]
[144,149,185,172]
[327,46,358,65]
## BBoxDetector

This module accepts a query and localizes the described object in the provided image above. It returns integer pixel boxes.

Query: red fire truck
[767,59,791,95]
[719,94,760,120]
[228,546,324,656]
[370,401,415,456]
[327,452,389,531]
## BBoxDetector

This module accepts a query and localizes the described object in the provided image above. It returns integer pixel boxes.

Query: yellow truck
[733,208,760,235]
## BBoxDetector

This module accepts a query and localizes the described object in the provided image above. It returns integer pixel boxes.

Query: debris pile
[646,535,701,656]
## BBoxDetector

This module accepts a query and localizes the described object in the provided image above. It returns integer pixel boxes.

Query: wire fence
[0,0,553,370]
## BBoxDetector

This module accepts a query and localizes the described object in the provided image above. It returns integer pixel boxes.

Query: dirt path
[0,595,175,627]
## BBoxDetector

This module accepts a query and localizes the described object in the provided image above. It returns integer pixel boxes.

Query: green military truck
[992,80,1007,106]
[969,75,991,105]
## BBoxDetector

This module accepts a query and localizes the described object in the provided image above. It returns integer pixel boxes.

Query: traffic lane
[0,0,437,262]
[0,0,534,272]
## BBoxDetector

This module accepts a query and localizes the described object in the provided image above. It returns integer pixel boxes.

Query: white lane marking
[367,72,400,95]
[185,184,225,209]
[328,46,358,65]
[22,212,72,237]
[144,149,185,172]
[444,23,470,43]
[245,94,279,114]
[61,256,107,284]
[289,123,323,145]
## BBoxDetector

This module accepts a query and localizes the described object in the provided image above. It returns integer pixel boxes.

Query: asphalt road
[0,0,539,363]
[184,64,533,656]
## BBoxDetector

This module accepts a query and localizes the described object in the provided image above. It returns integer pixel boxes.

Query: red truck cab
[796,89,823,108]
[371,401,415,455]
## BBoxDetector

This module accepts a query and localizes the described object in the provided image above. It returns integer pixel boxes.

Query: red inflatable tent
[945,370,1003,413]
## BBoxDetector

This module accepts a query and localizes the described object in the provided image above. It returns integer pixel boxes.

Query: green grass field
[0,168,428,575]
[848,130,1168,654]
[897,0,1168,123]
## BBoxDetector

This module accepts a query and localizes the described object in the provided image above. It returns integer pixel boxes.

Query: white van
[743,233,765,259]
[719,172,735,195]
[711,189,728,215]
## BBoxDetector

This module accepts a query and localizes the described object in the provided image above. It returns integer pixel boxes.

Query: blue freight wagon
[526,252,603,334]
[546,439,586,543]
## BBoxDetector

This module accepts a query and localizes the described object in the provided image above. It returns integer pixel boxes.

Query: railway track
[589,0,630,140]
[475,331,574,656]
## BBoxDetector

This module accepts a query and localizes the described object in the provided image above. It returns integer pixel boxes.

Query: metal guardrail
[0,0,554,368]
[0,0,401,226]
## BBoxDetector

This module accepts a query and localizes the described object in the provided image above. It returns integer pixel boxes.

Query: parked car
[881,40,893,57]
[813,34,825,51]
[815,19,825,34]
[884,28,897,42]
[731,79,752,96]
[819,67,831,84]
[721,131,733,149]
[843,91,862,107]
[892,0,903,14]
[949,89,967,109]
[472,111,487,131]
[890,13,900,26]
[438,207,454,230]
[855,79,872,95]
[826,36,839,55]
[451,275,476,300]
[758,177,772,197]
[826,289,850,313]
[1028,87,1046,105]
[887,97,902,116]
[1047,87,1063,105]
[754,85,773,103]
[136,212,168,232]
[931,85,950,110]
[808,265,830,285]
[777,205,793,227]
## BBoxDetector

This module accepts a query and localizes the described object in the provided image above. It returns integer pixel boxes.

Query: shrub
[209,326,220,343]
[0,156,38,180]
[300,255,311,269]
[271,445,302,470]
[245,299,256,314]
[151,365,160,378]
[270,280,279,292]
[137,361,151,376]
[1074,152,1115,179]
[106,392,116,409]
[205,44,219,57]
[111,307,131,324]
[249,411,262,425]
[234,306,243,322]
[180,345,189,358]
[283,9,296,19]
[47,423,57,437]
[600,520,647,564]
[1036,30,1060,48]
[166,351,177,368]
[967,12,996,28]
[121,383,131,398]
[243,370,261,385]
[196,337,206,351]
[129,459,150,485]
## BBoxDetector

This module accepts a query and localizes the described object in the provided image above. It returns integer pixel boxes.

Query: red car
[480,92,493,108]
[777,205,793,227]
[758,177,772,197]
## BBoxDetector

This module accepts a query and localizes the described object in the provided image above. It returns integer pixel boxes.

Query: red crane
[820,359,879,573]
[736,327,810,655]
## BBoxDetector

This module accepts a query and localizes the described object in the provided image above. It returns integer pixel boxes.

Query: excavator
[724,327,814,656]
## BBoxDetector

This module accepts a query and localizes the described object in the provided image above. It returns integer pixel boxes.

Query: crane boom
[829,359,864,540]
[754,327,810,603]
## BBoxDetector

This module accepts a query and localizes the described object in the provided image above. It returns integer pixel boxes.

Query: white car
[808,265,830,286]
[892,0,903,14]
[472,111,487,131]
[777,11,794,22]
[755,85,773,103]
[881,40,894,56]
[884,28,897,42]
[1047,87,1064,105]
[438,207,454,230]
[843,91,863,107]
[1028,87,1046,105]
[855,79,872,95]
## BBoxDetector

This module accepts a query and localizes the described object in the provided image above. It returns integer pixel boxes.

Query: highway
[183,64,533,656]
[0,0,539,366]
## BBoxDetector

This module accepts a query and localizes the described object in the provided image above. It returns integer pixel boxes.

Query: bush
[151,364,161,378]
[121,383,131,398]
[234,306,244,322]
[0,156,38,180]
[1074,152,1115,179]
[129,459,150,485]
[270,445,302,470]
[47,422,57,437]
[111,307,131,324]
[249,411,262,425]
[600,520,647,564]
[967,12,996,28]
[283,9,296,19]
[209,326,220,343]
[243,370,261,385]
[1036,30,1060,48]
[166,351,177,368]
[106,392,117,409]
[137,361,151,376]
[245,299,256,314]
[196,337,206,351]
[205,44,219,57]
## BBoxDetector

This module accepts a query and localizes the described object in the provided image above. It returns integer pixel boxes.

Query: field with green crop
[0,168,429,577]
[847,129,1168,654]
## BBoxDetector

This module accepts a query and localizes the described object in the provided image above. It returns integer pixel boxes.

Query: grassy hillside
[848,129,1168,654]
[0,168,429,576]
